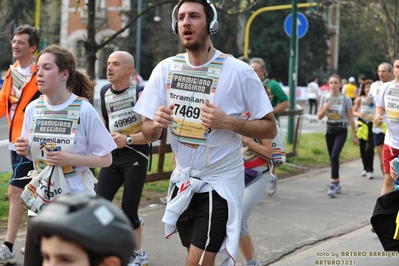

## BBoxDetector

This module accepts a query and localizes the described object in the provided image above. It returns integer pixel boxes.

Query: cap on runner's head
[349,77,355,83]
[29,194,136,266]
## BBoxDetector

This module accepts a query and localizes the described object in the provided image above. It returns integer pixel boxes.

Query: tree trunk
[85,0,97,81]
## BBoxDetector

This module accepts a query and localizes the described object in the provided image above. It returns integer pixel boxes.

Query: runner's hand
[111,132,128,149]
[15,137,30,156]
[153,104,174,129]
[200,101,230,129]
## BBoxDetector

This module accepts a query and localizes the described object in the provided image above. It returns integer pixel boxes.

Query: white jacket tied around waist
[162,148,244,266]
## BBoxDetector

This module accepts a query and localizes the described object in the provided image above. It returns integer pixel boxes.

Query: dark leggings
[309,99,318,115]
[359,122,374,173]
[95,147,148,229]
[359,139,374,172]
[325,128,347,179]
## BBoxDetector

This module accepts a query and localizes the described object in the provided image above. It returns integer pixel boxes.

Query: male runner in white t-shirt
[134,1,276,265]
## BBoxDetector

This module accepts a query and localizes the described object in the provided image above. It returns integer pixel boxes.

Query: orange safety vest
[0,61,41,143]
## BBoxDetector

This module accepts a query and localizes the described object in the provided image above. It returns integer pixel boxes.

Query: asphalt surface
[2,104,398,265]
[6,156,397,265]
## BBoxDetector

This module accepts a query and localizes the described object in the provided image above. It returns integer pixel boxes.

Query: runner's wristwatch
[126,135,133,145]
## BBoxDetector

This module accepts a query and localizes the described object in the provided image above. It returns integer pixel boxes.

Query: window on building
[76,40,86,69]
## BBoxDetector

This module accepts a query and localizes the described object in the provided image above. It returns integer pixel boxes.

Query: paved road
[6,158,396,265]
[270,225,397,266]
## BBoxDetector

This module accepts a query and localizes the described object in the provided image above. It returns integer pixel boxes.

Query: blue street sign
[284,12,309,39]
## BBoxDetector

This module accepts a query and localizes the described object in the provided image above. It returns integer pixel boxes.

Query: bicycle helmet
[29,194,136,266]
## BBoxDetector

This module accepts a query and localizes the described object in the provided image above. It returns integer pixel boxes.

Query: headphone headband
[171,0,219,36]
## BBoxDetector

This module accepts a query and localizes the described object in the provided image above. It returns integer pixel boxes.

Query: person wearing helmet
[29,194,136,266]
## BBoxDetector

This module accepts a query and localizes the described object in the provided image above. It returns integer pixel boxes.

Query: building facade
[60,0,130,78]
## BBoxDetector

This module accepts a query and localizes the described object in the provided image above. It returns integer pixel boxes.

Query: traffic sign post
[284,12,309,39]
[285,7,310,144]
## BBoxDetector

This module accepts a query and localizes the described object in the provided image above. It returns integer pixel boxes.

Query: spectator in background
[132,67,145,87]
[250,57,289,196]
[317,74,358,198]
[249,58,289,121]
[0,25,41,264]
[375,58,399,195]
[356,74,366,97]
[353,79,375,180]
[95,51,150,266]
[369,62,393,177]
[345,76,357,104]
[341,78,348,94]
[320,78,330,96]
[239,84,273,266]
[307,76,320,116]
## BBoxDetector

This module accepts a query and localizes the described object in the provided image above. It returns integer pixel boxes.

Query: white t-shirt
[319,93,352,122]
[370,80,380,98]
[135,50,272,266]
[376,81,399,148]
[370,80,387,133]
[341,84,347,96]
[133,50,273,170]
[21,93,116,194]
[307,81,320,100]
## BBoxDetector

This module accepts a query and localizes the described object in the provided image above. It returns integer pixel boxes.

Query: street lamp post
[287,0,298,144]
[35,0,41,30]
[34,0,41,56]
[333,1,340,72]
[325,0,342,71]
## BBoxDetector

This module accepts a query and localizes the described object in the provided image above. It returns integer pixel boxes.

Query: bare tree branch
[97,0,176,50]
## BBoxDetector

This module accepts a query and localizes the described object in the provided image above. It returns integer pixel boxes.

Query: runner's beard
[180,28,209,53]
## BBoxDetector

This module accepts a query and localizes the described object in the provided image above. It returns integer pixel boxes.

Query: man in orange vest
[0,25,41,264]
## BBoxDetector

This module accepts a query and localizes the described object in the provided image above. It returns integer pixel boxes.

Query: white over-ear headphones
[171,0,219,36]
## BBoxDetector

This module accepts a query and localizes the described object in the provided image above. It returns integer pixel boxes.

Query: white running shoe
[367,172,374,180]
[159,196,168,205]
[128,251,148,266]
[361,170,367,177]
[0,244,16,264]
[268,174,277,196]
